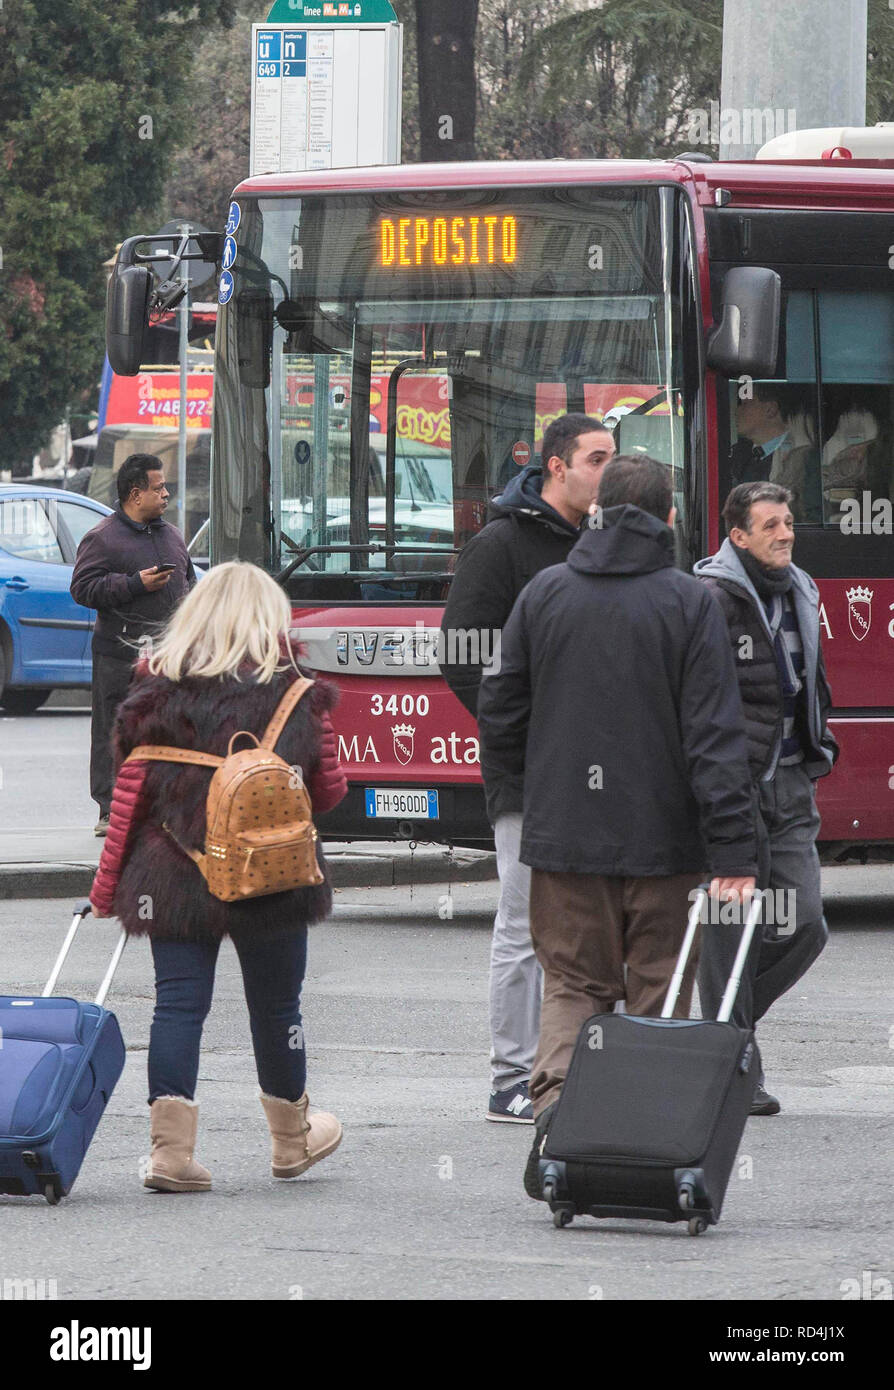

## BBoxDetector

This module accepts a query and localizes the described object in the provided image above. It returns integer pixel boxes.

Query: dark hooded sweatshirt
[439,464,580,737]
[476,505,757,878]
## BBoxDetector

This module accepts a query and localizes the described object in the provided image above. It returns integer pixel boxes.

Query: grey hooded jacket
[693,539,837,782]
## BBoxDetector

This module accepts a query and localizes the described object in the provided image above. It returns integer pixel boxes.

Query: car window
[54,499,104,551]
[0,497,64,564]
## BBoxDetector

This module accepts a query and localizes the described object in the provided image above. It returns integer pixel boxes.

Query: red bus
[111,156,894,857]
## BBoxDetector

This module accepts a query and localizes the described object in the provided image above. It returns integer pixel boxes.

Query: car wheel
[0,687,51,714]
[0,645,50,714]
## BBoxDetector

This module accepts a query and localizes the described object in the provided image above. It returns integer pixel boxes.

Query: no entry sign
[511,440,531,467]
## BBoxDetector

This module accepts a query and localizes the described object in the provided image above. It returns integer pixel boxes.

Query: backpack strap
[122,747,220,874]
[126,745,224,770]
[259,676,314,751]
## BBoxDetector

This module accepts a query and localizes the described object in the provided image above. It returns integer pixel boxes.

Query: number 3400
[370,694,430,717]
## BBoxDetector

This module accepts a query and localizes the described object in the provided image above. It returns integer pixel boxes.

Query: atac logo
[392,723,415,765]
[847,586,873,642]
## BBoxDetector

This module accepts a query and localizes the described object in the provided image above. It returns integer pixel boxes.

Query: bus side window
[820,398,886,525]
[818,292,894,525]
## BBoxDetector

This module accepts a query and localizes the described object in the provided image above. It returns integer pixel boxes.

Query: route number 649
[371,693,430,717]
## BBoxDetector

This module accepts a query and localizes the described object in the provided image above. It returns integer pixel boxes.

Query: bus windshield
[212,184,694,597]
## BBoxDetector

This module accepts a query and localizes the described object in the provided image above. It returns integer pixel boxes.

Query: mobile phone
[153,564,176,574]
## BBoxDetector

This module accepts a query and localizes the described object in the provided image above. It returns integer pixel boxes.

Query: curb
[0,850,498,900]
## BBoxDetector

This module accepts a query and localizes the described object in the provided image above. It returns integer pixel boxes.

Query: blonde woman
[90,561,347,1191]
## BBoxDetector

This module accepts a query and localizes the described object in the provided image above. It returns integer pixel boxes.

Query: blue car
[0,485,113,713]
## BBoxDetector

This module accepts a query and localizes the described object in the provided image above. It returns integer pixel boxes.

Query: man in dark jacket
[694,481,837,1115]
[476,455,757,1182]
[70,454,195,834]
[440,413,615,1123]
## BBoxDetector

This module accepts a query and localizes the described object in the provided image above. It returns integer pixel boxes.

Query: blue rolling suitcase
[539,888,762,1235]
[0,901,126,1204]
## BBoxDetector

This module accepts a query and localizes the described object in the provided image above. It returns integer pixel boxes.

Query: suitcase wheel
[43,1181,62,1206]
[677,1170,699,1211]
[687,1216,708,1237]
[553,1207,573,1229]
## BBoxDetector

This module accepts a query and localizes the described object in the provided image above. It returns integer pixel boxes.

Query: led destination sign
[378,214,519,269]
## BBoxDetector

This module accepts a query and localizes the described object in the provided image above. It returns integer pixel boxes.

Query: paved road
[0,702,96,833]
[1,876,892,1301]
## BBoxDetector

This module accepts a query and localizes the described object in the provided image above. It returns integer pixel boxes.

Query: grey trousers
[489,813,542,1091]
[697,762,828,1067]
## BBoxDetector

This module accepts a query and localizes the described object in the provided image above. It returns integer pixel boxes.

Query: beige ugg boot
[144,1096,212,1192]
[260,1092,343,1179]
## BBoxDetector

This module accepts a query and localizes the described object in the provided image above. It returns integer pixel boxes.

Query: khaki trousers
[529,870,702,1117]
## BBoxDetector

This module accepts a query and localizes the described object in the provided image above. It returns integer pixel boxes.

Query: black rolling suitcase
[538,887,761,1235]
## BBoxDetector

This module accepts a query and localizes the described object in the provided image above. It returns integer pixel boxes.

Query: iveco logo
[335,628,439,669]
[290,624,443,678]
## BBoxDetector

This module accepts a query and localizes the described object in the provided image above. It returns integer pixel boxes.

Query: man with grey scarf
[694,482,838,1114]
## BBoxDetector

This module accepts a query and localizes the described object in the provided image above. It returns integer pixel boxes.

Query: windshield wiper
[274,542,456,585]
[405,463,421,513]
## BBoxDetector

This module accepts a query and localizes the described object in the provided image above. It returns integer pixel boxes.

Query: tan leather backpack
[125,677,324,902]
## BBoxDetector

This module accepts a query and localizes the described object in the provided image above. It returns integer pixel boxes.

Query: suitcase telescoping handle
[660,884,762,1023]
[42,900,127,1008]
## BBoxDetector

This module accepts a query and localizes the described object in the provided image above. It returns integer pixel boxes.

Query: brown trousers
[529,869,702,1117]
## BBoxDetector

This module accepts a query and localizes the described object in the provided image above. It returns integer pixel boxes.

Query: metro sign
[265,0,397,20]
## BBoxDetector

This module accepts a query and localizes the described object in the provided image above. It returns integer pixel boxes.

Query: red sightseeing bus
[109,155,894,857]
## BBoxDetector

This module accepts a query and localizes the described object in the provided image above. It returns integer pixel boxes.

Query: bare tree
[415,0,479,161]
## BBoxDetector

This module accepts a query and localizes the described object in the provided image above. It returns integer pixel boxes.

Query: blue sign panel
[218,270,235,305]
[256,29,282,77]
[221,236,238,271]
[225,202,241,235]
[282,30,307,77]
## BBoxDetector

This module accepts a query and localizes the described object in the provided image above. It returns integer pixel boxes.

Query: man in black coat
[70,454,195,834]
[694,481,837,1115]
[476,455,757,1180]
[440,413,615,1124]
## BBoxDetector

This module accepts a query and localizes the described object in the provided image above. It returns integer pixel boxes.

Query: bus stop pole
[720,0,867,159]
[177,222,191,539]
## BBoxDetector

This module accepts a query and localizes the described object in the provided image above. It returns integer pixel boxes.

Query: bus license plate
[365,788,439,819]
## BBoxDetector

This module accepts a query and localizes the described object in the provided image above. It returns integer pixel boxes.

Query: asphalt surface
[1,874,892,1301]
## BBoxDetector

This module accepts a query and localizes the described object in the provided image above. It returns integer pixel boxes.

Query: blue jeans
[148,927,308,1104]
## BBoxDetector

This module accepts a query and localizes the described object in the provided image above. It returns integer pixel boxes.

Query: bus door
[712,246,894,843]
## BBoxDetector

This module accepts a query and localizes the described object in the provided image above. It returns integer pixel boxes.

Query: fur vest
[100,659,344,942]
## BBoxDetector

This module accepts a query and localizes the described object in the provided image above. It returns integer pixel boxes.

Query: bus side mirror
[706,266,781,378]
[237,290,273,389]
[106,263,152,376]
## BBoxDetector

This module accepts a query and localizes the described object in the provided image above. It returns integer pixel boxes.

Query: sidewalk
[0,826,497,899]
